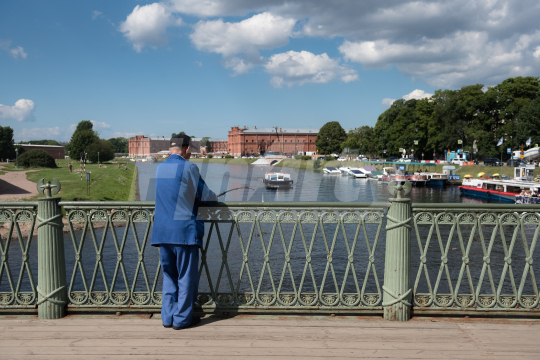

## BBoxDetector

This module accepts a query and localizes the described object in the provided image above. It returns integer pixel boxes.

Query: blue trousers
[159,244,199,327]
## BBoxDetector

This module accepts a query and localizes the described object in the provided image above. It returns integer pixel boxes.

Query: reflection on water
[137,161,505,204]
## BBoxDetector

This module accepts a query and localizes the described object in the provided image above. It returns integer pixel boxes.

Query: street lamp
[15,147,18,169]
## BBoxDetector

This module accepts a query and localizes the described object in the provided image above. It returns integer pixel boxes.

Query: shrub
[17,149,57,168]
[324,156,336,161]
[301,156,311,161]
[225,155,234,158]
[294,154,303,159]
[313,158,323,169]
[208,154,213,158]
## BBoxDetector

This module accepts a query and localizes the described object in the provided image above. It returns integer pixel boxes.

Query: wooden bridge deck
[1,314,540,359]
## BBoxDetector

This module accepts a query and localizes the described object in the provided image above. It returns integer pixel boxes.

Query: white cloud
[381,98,396,106]
[119,3,182,52]
[264,50,358,87]
[382,89,433,106]
[191,12,295,57]
[15,127,62,141]
[0,39,27,59]
[0,99,36,122]
[120,0,540,87]
[340,30,540,87]
[402,89,433,101]
[90,120,111,129]
[92,10,103,20]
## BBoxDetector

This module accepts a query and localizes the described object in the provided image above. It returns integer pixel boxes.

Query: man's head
[170,134,191,159]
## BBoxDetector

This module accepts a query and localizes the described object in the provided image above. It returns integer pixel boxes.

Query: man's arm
[189,165,217,204]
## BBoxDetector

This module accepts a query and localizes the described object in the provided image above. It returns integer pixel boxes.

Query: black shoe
[172,316,201,330]
[163,324,172,328]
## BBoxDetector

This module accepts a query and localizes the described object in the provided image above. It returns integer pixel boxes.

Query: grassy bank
[2,161,137,201]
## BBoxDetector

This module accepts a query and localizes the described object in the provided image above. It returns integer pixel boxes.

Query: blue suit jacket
[151,154,217,247]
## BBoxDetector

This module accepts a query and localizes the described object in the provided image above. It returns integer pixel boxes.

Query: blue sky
[1,1,540,141]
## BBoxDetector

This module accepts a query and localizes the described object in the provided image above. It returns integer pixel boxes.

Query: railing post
[383,180,412,321]
[36,178,67,319]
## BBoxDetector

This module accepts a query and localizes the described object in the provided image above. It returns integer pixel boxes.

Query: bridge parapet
[1,180,540,320]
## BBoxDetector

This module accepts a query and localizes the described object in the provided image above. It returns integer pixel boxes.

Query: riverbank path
[2,314,540,359]
[0,165,38,201]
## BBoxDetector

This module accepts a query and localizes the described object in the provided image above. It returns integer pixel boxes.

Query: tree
[107,137,129,153]
[87,139,115,163]
[0,126,15,160]
[69,120,99,161]
[75,120,94,133]
[70,130,99,161]
[200,137,211,151]
[516,97,540,148]
[316,121,347,155]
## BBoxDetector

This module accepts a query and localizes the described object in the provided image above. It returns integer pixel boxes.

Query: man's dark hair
[170,134,191,148]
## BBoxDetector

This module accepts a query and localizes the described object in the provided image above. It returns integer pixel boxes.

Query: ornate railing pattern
[3,198,540,319]
[197,203,387,312]
[412,204,540,314]
[61,202,159,310]
[0,202,39,309]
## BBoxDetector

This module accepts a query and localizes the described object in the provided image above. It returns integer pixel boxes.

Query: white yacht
[348,169,367,178]
[323,167,341,174]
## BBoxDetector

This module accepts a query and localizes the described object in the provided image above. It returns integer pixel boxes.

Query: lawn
[2,160,137,201]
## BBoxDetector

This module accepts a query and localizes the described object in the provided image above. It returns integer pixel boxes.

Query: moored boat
[263,172,294,189]
[424,173,448,186]
[348,169,367,178]
[459,165,540,203]
[323,167,341,174]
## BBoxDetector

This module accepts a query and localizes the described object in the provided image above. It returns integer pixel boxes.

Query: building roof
[148,137,171,141]
[209,138,227,141]
[20,144,64,148]
[242,127,319,134]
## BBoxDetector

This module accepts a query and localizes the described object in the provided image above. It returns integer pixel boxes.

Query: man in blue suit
[152,134,217,330]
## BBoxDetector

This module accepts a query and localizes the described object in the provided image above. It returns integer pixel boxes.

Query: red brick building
[207,139,228,153]
[21,144,65,159]
[228,126,319,156]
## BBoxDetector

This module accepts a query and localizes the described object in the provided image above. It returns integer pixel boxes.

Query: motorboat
[263,172,294,189]
[323,167,341,174]
[459,165,540,202]
[348,169,367,178]
[338,166,352,174]
[424,172,448,186]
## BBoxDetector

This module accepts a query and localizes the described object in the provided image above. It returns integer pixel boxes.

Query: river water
[3,162,537,304]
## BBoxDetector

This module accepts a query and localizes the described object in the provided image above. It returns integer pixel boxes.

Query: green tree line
[316,76,540,160]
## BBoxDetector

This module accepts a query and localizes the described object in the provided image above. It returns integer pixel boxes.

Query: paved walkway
[0,165,38,201]
[1,314,540,359]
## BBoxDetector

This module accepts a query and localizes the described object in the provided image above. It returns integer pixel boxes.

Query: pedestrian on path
[152,134,217,330]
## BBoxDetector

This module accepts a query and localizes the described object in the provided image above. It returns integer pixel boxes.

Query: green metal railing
[412,203,540,315]
[1,179,540,320]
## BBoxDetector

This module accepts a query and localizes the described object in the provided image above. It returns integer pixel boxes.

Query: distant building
[128,135,200,157]
[202,138,228,154]
[21,144,65,159]
[228,126,319,156]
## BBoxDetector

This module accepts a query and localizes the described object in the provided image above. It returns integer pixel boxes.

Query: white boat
[263,172,294,189]
[348,169,367,178]
[338,166,351,174]
[323,167,341,174]
[424,172,448,186]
